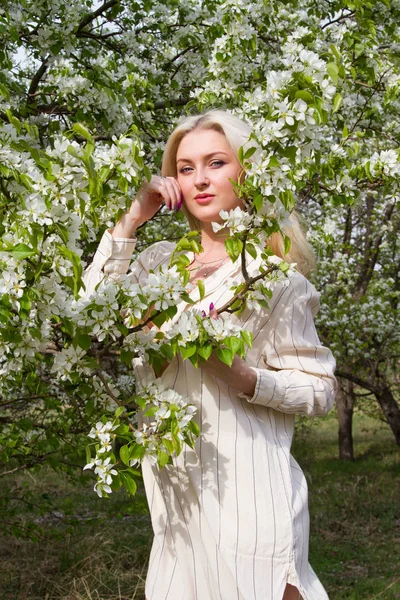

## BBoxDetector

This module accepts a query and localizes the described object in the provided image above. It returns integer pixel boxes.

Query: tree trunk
[336,380,355,460]
[375,387,400,446]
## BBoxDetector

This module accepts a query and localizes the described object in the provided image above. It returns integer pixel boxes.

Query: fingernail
[209,303,214,311]
[180,192,184,202]
[201,310,207,317]
[176,201,182,211]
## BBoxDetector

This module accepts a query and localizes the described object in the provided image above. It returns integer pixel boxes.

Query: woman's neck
[198,224,229,258]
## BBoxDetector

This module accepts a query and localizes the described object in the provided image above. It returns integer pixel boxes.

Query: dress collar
[183,249,258,303]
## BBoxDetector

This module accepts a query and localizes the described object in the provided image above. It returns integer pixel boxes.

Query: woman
[83,110,336,600]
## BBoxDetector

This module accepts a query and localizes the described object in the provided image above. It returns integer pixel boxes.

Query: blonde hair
[161,109,315,276]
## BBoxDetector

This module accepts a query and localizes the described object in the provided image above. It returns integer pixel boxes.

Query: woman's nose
[194,168,209,188]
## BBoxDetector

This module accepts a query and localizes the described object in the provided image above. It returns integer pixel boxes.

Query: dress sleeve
[243,274,337,417]
[81,230,176,300]
[81,230,138,298]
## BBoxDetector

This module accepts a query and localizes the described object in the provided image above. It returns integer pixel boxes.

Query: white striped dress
[83,231,337,600]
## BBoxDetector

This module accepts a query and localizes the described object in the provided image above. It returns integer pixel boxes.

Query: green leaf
[10,244,36,260]
[67,146,82,160]
[253,193,263,212]
[85,445,92,465]
[0,83,10,100]
[224,336,242,354]
[197,343,213,360]
[326,62,339,84]
[115,406,125,418]
[245,243,257,259]
[240,330,253,348]
[162,438,175,453]
[333,93,343,113]
[225,237,243,262]
[143,165,152,182]
[216,347,234,366]
[197,279,205,300]
[180,344,197,360]
[145,405,160,418]
[72,123,94,143]
[279,190,295,211]
[157,449,170,468]
[330,44,341,61]
[280,146,297,162]
[120,471,137,495]
[295,90,314,104]
[284,234,291,255]
[188,419,201,437]
[74,333,92,351]
[160,343,175,360]
[120,445,130,466]
[244,146,257,160]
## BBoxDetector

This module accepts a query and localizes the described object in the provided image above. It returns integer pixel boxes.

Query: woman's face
[176,129,243,226]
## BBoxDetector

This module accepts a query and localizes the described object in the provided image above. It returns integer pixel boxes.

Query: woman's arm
[243,275,337,416]
[202,275,337,417]
[111,176,182,238]
[81,176,182,298]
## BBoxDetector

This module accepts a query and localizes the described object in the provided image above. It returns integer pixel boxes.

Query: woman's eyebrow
[177,151,229,164]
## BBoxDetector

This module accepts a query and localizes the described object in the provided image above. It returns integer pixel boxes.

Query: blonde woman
[83,110,336,600]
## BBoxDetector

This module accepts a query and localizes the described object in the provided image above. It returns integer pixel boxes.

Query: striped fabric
[83,231,337,600]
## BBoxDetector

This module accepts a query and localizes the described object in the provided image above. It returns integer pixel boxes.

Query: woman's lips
[194,195,215,205]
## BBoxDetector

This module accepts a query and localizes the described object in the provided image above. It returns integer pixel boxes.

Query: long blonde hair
[161,110,315,276]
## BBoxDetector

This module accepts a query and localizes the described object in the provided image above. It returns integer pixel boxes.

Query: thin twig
[76,0,119,33]
[240,234,250,283]
[96,370,136,432]
[216,267,275,315]
[321,10,355,30]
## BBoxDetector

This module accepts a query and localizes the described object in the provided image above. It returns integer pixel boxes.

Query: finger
[161,177,180,210]
[171,179,184,210]
[152,178,174,209]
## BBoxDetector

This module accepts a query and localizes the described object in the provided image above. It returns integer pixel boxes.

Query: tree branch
[216,266,276,315]
[355,199,395,297]
[76,0,120,33]
[27,58,49,104]
[336,370,376,393]
[96,370,136,432]
[321,10,355,30]
[240,234,250,283]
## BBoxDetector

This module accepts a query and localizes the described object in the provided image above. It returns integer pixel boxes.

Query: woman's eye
[179,166,193,174]
[211,160,225,167]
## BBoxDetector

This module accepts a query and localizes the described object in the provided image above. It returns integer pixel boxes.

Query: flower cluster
[84,456,118,498]
[212,207,261,234]
[143,265,190,311]
[83,380,198,496]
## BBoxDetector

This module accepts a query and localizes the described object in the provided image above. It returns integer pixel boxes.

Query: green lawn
[1,411,399,600]
[293,413,400,600]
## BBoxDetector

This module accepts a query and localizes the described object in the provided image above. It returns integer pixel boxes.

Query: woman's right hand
[111,175,182,238]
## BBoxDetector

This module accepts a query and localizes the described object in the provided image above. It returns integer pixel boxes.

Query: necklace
[189,255,230,278]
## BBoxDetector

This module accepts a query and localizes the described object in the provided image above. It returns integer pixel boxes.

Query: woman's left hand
[201,352,257,397]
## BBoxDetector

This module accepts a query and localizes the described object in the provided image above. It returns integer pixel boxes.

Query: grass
[293,412,400,600]
[0,411,399,600]
[0,474,152,600]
